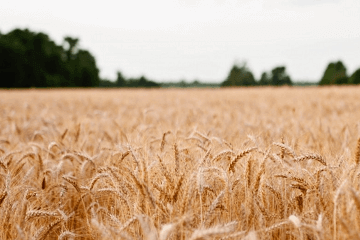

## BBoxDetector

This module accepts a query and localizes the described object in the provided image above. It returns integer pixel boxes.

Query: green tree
[116,71,127,87]
[319,61,348,85]
[0,33,26,87]
[221,63,256,87]
[63,37,80,86]
[0,29,68,87]
[270,66,292,86]
[74,50,100,87]
[349,68,360,84]
[138,76,160,88]
[0,28,100,88]
[99,78,116,87]
[259,72,270,85]
[124,75,160,88]
[64,37,79,61]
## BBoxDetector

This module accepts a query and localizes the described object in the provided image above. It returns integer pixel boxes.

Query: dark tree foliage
[126,76,160,88]
[116,71,126,87]
[221,63,256,87]
[160,80,219,88]
[257,66,292,86]
[64,37,79,61]
[319,61,348,85]
[99,71,160,88]
[0,28,99,88]
[259,72,270,86]
[349,68,360,85]
[270,66,292,86]
[99,79,116,87]
[73,50,99,87]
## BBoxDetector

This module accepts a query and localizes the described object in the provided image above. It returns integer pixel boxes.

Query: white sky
[1,0,359,82]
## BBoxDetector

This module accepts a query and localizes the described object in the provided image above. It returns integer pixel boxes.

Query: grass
[0,86,360,239]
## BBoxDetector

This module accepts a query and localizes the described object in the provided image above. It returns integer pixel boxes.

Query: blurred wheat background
[1,87,360,240]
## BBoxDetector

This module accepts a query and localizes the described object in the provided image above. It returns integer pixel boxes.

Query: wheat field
[1,87,360,240]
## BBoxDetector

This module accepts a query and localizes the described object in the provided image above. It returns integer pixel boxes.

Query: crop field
[1,87,360,240]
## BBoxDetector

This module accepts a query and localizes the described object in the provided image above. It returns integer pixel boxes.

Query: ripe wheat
[0,87,360,239]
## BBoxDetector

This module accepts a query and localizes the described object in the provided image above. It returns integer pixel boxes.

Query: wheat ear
[62,175,81,192]
[174,143,179,173]
[89,173,110,190]
[265,184,285,218]
[273,141,296,158]
[35,218,62,240]
[204,190,225,223]
[354,138,360,165]
[199,147,212,166]
[58,231,76,240]
[0,191,7,206]
[228,147,257,173]
[160,131,171,152]
[0,160,7,171]
[189,223,236,240]
[294,154,327,166]
[172,174,184,203]
[211,150,235,162]
[26,210,59,221]
[157,155,174,188]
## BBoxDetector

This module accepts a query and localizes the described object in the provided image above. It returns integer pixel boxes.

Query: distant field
[1,87,360,239]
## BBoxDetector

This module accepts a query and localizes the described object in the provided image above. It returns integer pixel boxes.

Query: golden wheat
[1,87,360,239]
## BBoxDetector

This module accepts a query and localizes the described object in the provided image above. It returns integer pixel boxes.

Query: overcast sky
[1,0,359,82]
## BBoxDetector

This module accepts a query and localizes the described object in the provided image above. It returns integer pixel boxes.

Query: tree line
[220,60,360,87]
[0,29,99,88]
[319,61,360,85]
[99,71,160,88]
[221,63,292,87]
[1,28,359,88]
